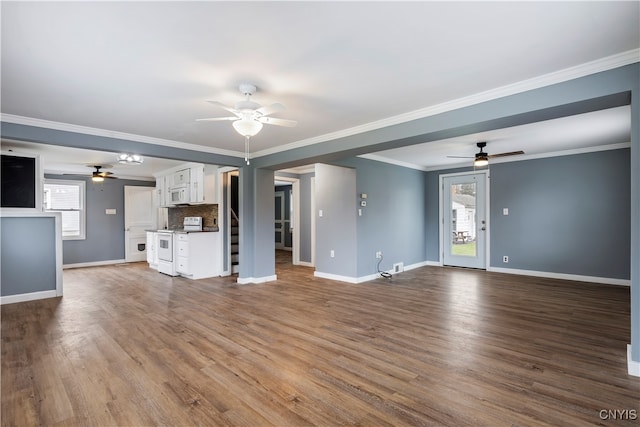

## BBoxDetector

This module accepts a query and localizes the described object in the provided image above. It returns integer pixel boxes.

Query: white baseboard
[405,260,430,271]
[488,266,630,286]
[629,345,640,377]
[314,271,360,283]
[1,290,58,305]
[314,260,432,284]
[63,259,126,269]
[237,275,277,285]
[426,260,443,267]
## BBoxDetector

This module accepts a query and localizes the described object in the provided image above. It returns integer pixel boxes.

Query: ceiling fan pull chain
[245,135,251,165]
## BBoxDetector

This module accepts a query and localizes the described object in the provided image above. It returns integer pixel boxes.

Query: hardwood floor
[2,256,638,426]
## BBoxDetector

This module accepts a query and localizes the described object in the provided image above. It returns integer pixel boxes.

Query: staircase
[231,209,240,274]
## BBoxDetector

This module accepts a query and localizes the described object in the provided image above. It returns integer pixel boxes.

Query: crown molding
[357,153,428,171]
[0,114,244,159]
[362,142,631,172]
[253,49,640,158]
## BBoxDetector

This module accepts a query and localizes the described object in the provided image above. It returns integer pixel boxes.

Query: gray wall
[334,157,427,277]
[426,148,631,279]
[45,174,155,265]
[315,163,357,278]
[1,216,57,296]
[490,149,630,279]
[298,173,314,264]
[239,167,276,280]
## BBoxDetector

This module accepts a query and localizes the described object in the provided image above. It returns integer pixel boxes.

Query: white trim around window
[43,179,86,240]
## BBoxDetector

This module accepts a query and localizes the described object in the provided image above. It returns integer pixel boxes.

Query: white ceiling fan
[448,142,524,166]
[197,84,297,164]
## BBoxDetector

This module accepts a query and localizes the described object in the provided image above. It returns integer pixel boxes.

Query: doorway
[124,186,156,263]
[274,176,300,266]
[441,171,488,269]
[274,189,288,250]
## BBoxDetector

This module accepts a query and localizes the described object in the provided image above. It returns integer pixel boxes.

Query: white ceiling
[1,1,638,176]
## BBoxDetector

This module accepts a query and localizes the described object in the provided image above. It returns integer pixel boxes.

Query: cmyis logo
[599,409,638,420]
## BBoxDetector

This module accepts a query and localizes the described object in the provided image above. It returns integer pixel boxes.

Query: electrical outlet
[376,251,382,259]
[503,255,509,263]
[330,250,335,258]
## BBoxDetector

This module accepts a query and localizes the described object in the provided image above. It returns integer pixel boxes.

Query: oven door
[157,233,173,262]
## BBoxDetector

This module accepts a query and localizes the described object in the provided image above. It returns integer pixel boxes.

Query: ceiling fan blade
[97,172,113,177]
[205,100,239,115]
[446,155,474,159]
[256,102,285,117]
[196,117,239,122]
[488,150,525,158]
[258,116,297,127]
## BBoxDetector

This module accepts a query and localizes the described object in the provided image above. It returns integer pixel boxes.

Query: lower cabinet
[175,232,220,279]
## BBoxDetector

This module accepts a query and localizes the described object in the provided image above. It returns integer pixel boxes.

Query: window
[44,179,86,240]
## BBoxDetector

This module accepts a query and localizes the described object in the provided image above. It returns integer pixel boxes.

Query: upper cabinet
[154,163,217,207]
[171,168,190,187]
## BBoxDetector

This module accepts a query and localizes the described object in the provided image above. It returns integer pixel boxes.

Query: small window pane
[61,211,81,237]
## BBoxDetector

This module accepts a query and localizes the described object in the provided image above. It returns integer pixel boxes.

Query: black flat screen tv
[1,153,37,208]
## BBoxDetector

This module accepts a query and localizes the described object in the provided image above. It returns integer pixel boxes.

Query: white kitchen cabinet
[175,232,220,279]
[146,231,158,270]
[172,168,190,187]
[155,175,169,207]
[155,163,217,206]
[189,164,217,204]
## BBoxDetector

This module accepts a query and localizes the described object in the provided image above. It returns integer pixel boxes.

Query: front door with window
[442,172,487,269]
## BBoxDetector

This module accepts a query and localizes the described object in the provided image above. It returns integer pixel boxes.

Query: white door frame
[439,170,490,268]
[274,175,300,265]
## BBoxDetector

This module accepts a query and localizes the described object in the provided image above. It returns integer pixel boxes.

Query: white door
[125,186,156,262]
[442,172,487,269]
[275,190,285,250]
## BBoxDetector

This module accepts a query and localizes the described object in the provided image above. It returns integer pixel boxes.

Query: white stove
[183,216,203,231]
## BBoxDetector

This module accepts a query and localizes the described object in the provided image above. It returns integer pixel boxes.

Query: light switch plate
[503,208,509,216]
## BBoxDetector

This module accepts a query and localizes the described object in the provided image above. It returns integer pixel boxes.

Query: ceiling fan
[448,142,524,166]
[64,165,116,182]
[197,84,297,164]
[197,84,297,130]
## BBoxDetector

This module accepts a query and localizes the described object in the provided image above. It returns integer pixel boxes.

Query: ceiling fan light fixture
[232,118,263,137]
[117,153,144,164]
[92,175,104,182]
[474,157,489,167]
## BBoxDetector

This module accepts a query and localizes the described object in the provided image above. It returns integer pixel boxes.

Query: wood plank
[2,253,638,426]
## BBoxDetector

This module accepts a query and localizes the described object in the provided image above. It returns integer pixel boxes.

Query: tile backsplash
[168,204,218,229]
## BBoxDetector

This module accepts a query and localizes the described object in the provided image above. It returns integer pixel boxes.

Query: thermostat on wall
[105,209,116,215]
